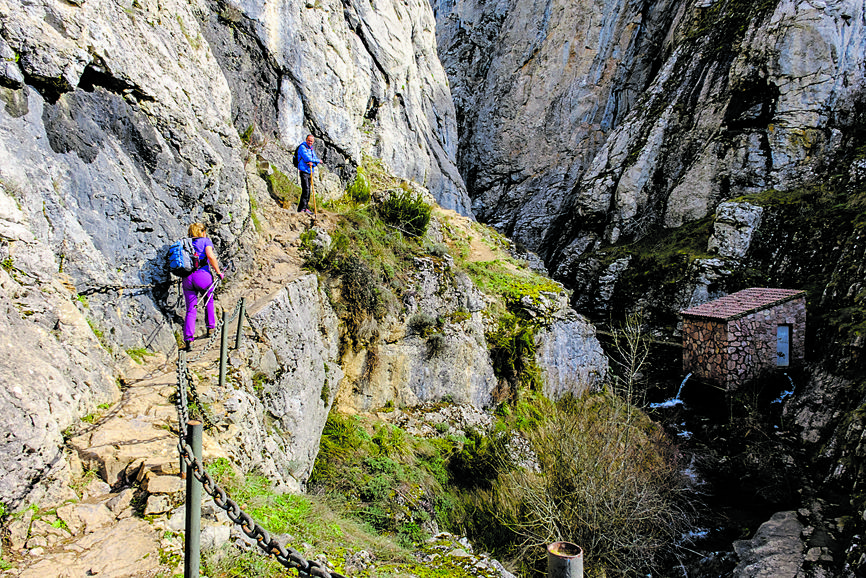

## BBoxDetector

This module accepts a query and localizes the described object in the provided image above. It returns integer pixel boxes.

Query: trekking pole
[204,276,221,308]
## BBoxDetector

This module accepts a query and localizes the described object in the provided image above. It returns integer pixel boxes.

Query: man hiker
[297,134,321,214]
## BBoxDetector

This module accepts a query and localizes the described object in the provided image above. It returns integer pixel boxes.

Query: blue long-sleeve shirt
[298,142,321,174]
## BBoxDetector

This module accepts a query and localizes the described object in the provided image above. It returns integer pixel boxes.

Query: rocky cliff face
[434,0,866,272]
[0,0,476,509]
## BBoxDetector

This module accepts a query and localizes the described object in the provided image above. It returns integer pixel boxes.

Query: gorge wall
[434,0,865,273]
[0,0,612,511]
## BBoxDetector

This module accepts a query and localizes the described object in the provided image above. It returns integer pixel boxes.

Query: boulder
[733,510,805,577]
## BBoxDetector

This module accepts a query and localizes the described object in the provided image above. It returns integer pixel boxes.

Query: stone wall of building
[721,298,806,389]
[682,318,729,385]
[683,297,806,389]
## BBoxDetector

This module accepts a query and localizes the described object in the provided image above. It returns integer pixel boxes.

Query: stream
[646,363,801,576]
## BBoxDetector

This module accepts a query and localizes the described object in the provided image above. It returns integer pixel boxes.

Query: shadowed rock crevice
[197,0,281,139]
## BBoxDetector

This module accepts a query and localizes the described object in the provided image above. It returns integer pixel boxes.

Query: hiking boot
[181,341,192,352]
[206,329,213,338]
[304,209,314,215]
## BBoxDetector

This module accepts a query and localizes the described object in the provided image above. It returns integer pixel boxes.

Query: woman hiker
[182,222,224,351]
[297,134,321,214]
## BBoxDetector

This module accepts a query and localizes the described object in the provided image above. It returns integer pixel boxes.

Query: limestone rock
[245,274,344,485]
[56,503,83,536]
[535,305,608,399]
[200,0,470,213]
[73,503,114,534]
[707,202,764,259]
[201,524,231,551]
[435,0,866,286]
[7,507,34,550]
[143,474,184,495]
[732,510,805,577]
[15,517,160,578]
[81,478,111,500]
[143,495,172,516]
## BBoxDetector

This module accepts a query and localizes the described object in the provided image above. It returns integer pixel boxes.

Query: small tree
[609,310,651,408]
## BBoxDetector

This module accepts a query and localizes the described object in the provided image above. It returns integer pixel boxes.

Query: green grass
[262,165,300,209]
[201,456,417,578]
[464,260,561,309]
[126,347,154,364]
[310,413,457,547]
[346,166,371,204]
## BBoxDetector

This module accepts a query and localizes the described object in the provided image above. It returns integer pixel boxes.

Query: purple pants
[182,269,216,342]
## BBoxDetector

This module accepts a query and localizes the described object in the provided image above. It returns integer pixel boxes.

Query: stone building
[681,288,806,389]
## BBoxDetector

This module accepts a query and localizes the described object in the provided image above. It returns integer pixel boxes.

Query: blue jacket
[298,142,321,174]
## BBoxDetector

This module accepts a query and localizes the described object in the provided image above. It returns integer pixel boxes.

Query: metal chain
[181,362,218,430]
[227,298,242,324]
[78,283,157,296]
[176,354,190,441]
[174,380,346,577]
[244,309,265,342]
[187,314,223,363]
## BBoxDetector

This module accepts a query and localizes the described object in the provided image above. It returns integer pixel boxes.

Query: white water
[650,373,691,409]
[772,372,795,404]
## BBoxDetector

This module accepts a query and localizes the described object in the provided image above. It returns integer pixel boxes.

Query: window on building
[777,325,790,367]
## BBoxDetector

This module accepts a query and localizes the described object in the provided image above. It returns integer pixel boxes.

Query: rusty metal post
[234,298,245,350]
[547,542,583,578]
[184,420,202,578]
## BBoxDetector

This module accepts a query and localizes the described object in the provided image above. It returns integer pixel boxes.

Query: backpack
[292,144,301,168]
[167,238,200,277]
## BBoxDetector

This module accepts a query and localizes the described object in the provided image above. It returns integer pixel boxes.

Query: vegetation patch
[310,413,451,547]
[686,0,777,52]
[456,392,691,578]
[378,189,432,238]
[125,347,154,364]
[202,456,410,578]
[262,165,300,209]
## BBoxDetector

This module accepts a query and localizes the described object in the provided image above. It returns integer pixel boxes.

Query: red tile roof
[680,288,805,321]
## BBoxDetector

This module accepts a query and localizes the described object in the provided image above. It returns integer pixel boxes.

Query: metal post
[234,298,245,350]
[184,420,202,578]
[219,310,228,390]
[547,542,583,578]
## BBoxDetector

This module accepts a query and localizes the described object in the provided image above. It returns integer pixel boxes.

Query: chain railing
[178,351,217,430]
[174,296,346,578]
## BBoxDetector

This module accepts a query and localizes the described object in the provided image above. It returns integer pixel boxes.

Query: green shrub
[311,412,458,547]
[408,312,438,336]
[459,393,692,577]
[426,332,446,357]
[487,312,543,391]
[428,243,450,257]
[378,189,431,238]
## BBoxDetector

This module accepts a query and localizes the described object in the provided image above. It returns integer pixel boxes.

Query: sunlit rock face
[215,0,471,213]
[0,0,471,508]
[434,0,866,274]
